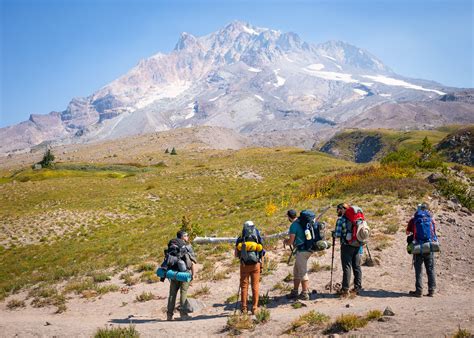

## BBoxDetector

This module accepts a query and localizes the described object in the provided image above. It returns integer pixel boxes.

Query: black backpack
[163,238,191,272]
[298,210,324,252]
[239,223,262,265]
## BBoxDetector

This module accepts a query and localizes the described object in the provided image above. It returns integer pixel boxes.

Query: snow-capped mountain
[1,21,472,154]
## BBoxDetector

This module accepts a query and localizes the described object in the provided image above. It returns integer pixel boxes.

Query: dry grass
[94,325,140,338]
[189,285,210,298]
[6,298,26,310]
[309,261,331,273]
[136,291,155,302]
[226,313,255,334]
[286,310,330,333]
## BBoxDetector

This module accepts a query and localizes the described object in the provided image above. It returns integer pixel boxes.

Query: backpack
[343,206,370,247]
[163,238,192,272]
[413,210,437,243]
[297,210,329,252]
[239,223,262,265]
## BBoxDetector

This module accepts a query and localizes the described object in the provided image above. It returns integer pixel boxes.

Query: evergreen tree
[170,147,177,155]
[164,148,169,154]
[38,149,55,168]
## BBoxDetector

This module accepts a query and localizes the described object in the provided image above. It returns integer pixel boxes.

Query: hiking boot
[350,287,362,295]
[251,308,258,315]
[427,290,435,297]
[298,291,310,301]
[166,314,173,321]
[241,307,248,315]
[409,290,422,298]
[337,289,350,298]
[286,289,298,300]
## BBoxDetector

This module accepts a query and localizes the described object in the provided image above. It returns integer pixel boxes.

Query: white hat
[356,220,370,242]
[244,220,254,227]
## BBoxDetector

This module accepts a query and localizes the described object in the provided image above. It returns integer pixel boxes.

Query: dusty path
[1,201,473,337]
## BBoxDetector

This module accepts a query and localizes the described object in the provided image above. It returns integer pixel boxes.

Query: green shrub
[225,293,239,304]
[436,178,473,211]
[288,310,330,332]
[366,309,383,321]
[452,326,472,338]
[255,307,270,324]
[92,272,111,283]
[226,314,255,334]
[135,262,156,273]
[140,271,160,283]
[94,325,140,338]
[381,149,418,167]
[325,313,369,333]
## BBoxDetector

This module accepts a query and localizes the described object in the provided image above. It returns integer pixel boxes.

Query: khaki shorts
[293,251,312,281]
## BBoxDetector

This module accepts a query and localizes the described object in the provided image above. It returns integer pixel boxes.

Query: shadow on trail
[359,289,410,298]
[110,313,227,324]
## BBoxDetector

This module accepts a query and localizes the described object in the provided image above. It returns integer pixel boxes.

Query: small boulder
[383,306,395,316]
[184,298,205,313]
[426,173,444,183]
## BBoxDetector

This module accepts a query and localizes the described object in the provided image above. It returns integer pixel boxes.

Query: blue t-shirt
[289,220,308,252]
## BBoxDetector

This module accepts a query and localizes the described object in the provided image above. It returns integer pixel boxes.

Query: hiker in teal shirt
[284,209,312,300]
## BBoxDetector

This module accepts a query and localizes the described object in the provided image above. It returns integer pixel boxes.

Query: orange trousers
[240,262,260,312]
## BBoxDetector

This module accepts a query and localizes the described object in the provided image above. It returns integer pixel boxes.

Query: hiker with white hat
[332,203,370,297]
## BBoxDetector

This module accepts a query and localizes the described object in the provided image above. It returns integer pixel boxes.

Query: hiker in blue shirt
[284,209,312,300]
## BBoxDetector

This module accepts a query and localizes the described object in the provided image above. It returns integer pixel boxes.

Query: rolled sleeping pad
[156,267,192,282]
[315,240,331,251]
[408,241,440,254]
[237,241,263,252]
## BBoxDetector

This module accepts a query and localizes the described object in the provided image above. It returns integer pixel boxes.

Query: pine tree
[420,136,433,162]
[170,147,177,155]
[39,149,55,168]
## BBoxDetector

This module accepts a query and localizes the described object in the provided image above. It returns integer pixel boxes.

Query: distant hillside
[317,128,457,163]
[436,126,474,166]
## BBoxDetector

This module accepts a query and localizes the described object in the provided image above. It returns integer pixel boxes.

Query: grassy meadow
[0,145,438,301]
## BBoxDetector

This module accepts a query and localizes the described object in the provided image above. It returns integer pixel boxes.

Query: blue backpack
[298,210,323,251]
[414,210,437,242]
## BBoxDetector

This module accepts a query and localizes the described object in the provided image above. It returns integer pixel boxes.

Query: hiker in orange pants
[234,221,265,314]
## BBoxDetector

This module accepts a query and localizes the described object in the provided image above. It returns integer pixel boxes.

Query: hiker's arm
[191,263,195,279]
[284,233,295,246]
[234,247,239,258]
[260,254,264,273]
[406,219,414,235]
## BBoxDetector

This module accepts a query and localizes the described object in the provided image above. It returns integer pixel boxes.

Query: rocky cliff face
[436,127,474,166]
[2,21,472,155]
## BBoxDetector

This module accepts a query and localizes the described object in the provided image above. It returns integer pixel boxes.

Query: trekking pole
[234,285,241,313]
[287,245,295,265]
[330,236,335,293]
[366,243,374,266]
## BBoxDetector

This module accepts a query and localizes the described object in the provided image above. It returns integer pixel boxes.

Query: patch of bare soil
[1,199,472,337]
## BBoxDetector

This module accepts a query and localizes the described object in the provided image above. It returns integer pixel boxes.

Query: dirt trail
[1,200,473,337]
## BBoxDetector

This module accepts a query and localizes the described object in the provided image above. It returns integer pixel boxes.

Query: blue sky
[1,0,472,128]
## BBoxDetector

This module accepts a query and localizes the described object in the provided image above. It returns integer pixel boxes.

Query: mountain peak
[316,40,391,73]
[174,32,199,51]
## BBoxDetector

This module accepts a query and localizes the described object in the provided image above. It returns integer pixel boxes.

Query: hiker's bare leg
[301,279,309,292]
[293,279,301,291]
